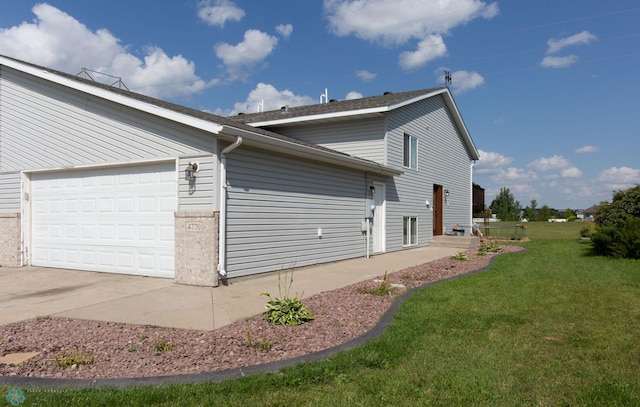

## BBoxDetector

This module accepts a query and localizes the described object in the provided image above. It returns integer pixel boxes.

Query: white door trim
[372,182,385,253]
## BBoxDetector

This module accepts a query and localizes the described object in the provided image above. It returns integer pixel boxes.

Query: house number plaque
[186,222,203,232]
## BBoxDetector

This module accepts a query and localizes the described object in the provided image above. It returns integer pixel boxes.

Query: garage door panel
[32,163,176,278]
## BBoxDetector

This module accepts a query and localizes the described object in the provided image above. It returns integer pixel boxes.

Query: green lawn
[4,221,640,406]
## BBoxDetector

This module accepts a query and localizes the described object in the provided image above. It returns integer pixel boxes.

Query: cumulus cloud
[355,70,377,81]
[474,149,513,175]
[561,167,583,178]
[399,35,448,69]
[215,29,278,72]
[324,0,498,69]
[541,55,578,68]
[275,24,293,38]
[596,166,640,191]
[231,83,315,114]
[436,68,484,93]
[0,4,209,100]
[345,91,363,100]
[528,155,570,171]
[575,145,600,154]
[546,31,597,54]
[197,0,245,27]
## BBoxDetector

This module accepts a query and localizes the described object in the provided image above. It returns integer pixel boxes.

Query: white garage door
[31,163,176,278]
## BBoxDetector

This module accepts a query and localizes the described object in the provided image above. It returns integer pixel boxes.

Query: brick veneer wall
[0,213,21,267]
[174,211,219,287]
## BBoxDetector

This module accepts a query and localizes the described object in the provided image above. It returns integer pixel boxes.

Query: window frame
[403,133,418,169]
[403,216,418,247]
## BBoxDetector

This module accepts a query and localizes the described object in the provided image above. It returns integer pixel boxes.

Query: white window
[403,216,418,246]
[403,133,417,169]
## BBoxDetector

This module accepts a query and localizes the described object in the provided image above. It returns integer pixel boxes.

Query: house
[0,55,479,286]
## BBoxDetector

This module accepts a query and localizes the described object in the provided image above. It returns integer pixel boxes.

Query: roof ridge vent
[383,91,392,95]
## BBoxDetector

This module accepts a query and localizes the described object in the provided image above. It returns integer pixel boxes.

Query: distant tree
[523,199,538,221]
[539,205,551,221]
[596,184,640,227]
[564,208,577,221]
[490,187,521,221]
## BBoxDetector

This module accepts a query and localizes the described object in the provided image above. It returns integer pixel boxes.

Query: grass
[4,222,640,405]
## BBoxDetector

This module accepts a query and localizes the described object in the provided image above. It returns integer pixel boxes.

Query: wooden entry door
[433,184,443,236]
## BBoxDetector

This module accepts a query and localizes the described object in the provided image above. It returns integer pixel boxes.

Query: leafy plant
[451,252,469,261]
[154,337,174,352]
[138,331,149,340]
[591,216,640,259]
[260,267,314,326]
[366,271,395,296]
[477,242,504,256]
[579,222,596,238]
[55,350,95,368]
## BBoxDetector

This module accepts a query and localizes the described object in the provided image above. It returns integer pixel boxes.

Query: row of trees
[485,187,575,222]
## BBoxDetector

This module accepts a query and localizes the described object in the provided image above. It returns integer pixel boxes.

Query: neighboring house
[581,205,599,222]
[0,55,479,286]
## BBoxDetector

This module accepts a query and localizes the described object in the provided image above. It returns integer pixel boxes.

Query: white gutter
[217,136,243,277]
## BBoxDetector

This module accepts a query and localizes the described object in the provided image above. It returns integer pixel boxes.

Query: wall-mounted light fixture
[444,189,449,197]
[185,162,199,180]
[369,185,376,195]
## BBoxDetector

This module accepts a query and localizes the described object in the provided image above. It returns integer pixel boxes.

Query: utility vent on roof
[329,99,337,103]
[383,91,392,95]
[280,105,289,113]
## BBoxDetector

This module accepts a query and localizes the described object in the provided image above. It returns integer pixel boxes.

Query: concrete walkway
[0,246,460,331]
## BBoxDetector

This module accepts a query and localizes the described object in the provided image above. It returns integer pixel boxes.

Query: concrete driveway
[0,245,461,331]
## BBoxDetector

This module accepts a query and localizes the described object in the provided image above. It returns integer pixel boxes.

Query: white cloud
[0,4,210,100]
[547,31,597,54]
[561,167,583,178]
[436,68,484,93]
[528,155,570,171]
[399,35,447,70]
[596,167,640,191]
[275,24,293,39]
[541,55,578,68]
[474,149,513,175]
[197,0,245,27]
[575,145,600,154]
[215,29,278,70]
[231,83,315,114]
[355,70,377,81]
[324,0,498,68]
[345,91,363,100]
[500,167,536,181]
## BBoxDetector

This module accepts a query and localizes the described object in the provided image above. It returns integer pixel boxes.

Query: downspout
[217,136,243,277]
[470,160,475,232]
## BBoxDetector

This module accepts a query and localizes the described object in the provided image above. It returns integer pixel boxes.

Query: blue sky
[1,1,639,211]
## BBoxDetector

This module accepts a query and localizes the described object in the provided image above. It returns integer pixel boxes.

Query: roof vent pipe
[218,136,243,277]
[320,88,328,104]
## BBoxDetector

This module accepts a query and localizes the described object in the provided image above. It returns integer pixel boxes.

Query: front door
[372,182,385,253]
[433,184,443,236]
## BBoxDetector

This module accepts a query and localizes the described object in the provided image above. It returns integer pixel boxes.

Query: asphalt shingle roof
[229,87,446,124]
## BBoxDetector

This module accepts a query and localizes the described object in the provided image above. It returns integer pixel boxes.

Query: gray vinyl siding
[178,155,216,209]
[225,147,368,277]
[0,67,218,209]
[0,172,20,211]
[266,116,386,164]
[386,95,472,250]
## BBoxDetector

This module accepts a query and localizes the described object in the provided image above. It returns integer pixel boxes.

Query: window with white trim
[403,133,418,169]
[403,216,417,246]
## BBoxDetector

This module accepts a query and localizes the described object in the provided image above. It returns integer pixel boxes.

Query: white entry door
[31,163,176,278]
[372,182,385,253]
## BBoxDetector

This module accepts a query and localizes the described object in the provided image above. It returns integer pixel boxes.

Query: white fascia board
[222,126,403,177]
[386,88,448,111]
[0,57,223,135]
[247,106,388,127]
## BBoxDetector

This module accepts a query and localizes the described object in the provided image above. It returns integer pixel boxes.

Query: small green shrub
[55,350,95,368]
[477,242,504,256]
[365,271,395,296]
[260,267,314,326]
[154,337,174,352]
[451,252,469,261]
[579,222,596,238]
[591,216,640,259]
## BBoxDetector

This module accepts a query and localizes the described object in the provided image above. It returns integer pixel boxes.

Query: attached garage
[30,162,177,278]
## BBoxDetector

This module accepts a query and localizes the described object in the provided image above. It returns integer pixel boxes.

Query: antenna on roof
[76,67,129,91]
[444,70,452,87]
[320,88,328,104]
[257,99,264,113]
